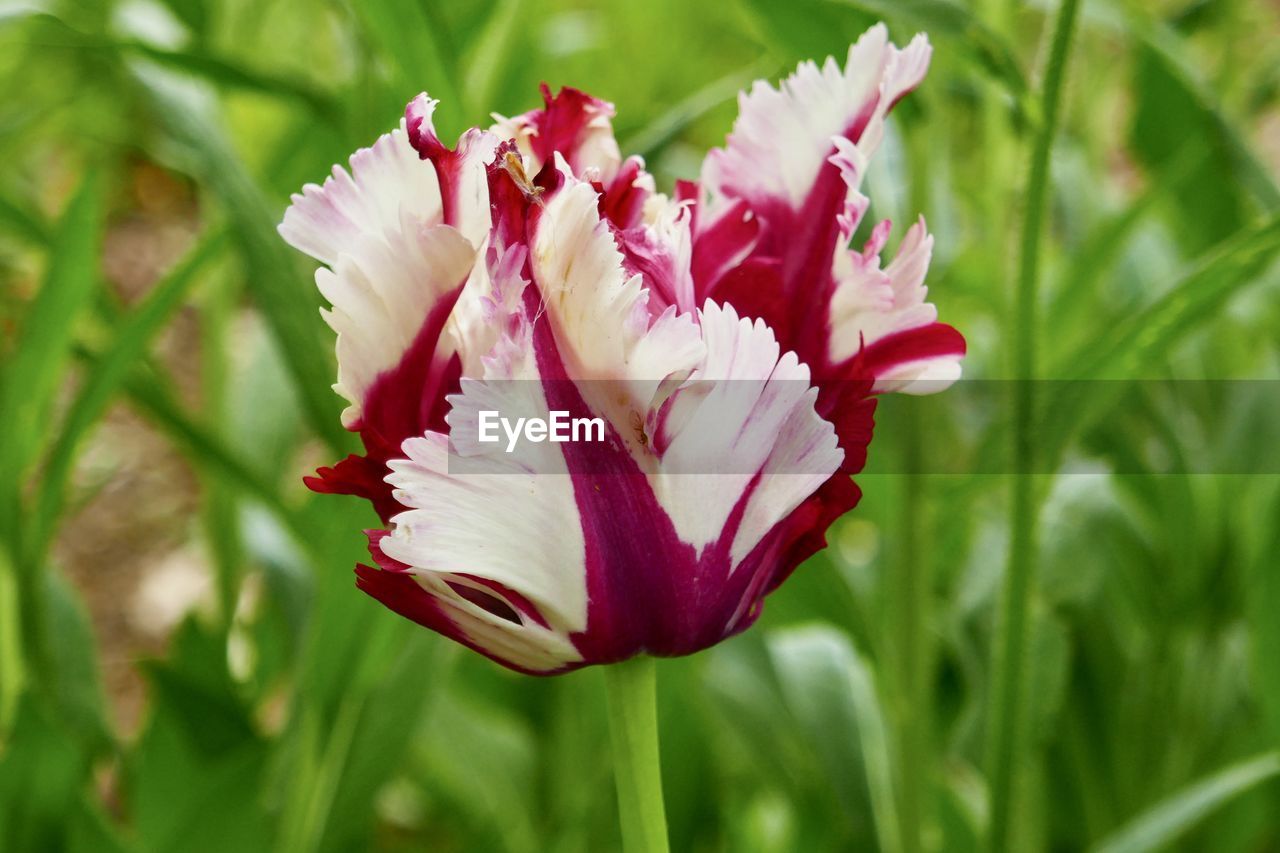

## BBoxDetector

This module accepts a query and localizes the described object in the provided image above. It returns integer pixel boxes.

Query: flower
[278,23,964,674]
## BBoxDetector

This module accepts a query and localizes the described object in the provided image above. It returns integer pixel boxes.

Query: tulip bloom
[279,24,964,674]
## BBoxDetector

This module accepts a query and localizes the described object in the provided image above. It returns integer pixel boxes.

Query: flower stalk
[604,656,670,853]
[985,0,1082,851]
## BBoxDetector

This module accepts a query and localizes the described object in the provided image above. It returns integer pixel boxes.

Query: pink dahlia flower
[279,24,965,674]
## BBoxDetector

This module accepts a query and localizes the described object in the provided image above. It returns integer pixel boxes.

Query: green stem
[985,1,1081,852]
[604,656,670,853]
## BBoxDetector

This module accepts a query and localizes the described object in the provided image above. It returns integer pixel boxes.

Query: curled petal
[491,84,623,183]
[688,24,957,410]
[278,119,442,267]
[405,94,500,246]
[528,161,705,402]
[317,224,475,428]
[650,301,844,566]
[385,433,588,639]
[361,529,583,675]
[828,218,965,393]
[700,25,925,219]
[613,195,696,315]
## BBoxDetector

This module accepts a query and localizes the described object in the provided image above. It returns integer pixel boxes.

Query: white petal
[531,165,705,427]
[279,120,442,267]
[322,224,476,426]
[384,432,588,636]
[828,217,938,360]
[651,302,843,565]
[410,572,582,672]
[702,26,890,213]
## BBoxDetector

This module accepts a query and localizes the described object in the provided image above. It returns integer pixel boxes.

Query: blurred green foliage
[1,0,1279,850]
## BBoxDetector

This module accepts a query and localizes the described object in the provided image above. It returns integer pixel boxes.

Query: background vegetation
[2,0,1279,850]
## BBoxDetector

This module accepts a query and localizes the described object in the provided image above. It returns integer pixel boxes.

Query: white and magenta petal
[491,84,623,184]
[405,94,500,247]
[317,223,476,427]
[699,25,907,218]
[527,161,705,407]
[686,24,953,409]
[828,218,965,393]
[649,301,843,566]
[381,432,587,672]
[278,119,443,267]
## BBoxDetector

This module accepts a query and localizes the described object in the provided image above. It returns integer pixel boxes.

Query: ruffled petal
[687,24,957,410]
[316,223,476,428]
[360,530,582,675]
[278,119,442,267]
[383,433,588,638]
[491,84,623,183]
[405,94,500,246]
[649,301,843,566]
[828,217,965,392]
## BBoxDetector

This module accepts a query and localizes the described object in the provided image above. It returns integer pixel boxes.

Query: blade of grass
[200,259,243,626]
[1039,215,1280,468]
[887,414,926,853]
[27,231,226,562]
[463,0,525,119]
[1089,752,1280,853]
[1047,146,1201,355]
[0,551,21,733]
[0,173,103,531]
[72,346,313,553]
[131,63,349,455]
[0,171,103,683]
[985,2,1081,852]
[1058,216,1280,382]
[847,645,903,853]
[620,59,776,160]
[120,40,340,125]
[0,191,51,247]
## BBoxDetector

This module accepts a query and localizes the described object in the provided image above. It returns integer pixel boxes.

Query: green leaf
[140,618,259,756]
[706,627,890,848]
[1129,43,1247,253]
[1089,752,1280,853]
[0,191,51,247]
[767,626,901,853]
[0,694,93,851]
[41,569,112,754]
[1248,487,1280,747]
[1126,12,1280,224]
[414,686,539,851]
[1043,216,1280,466]
[128,618,272,848]
[312,633,440,852]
